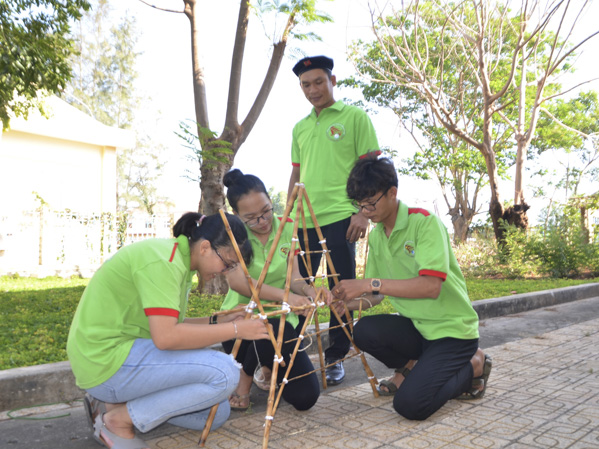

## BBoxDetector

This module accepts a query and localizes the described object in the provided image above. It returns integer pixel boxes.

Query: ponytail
[173,212,253,266]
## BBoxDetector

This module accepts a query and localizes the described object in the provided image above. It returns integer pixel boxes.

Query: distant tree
[268,187,287,216]
[142,0,332,293]
[348,0,599,242]
[0,0,90,129]
[63,0,168,214]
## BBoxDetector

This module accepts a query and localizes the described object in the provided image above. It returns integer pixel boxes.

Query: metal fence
[0,210,173,277]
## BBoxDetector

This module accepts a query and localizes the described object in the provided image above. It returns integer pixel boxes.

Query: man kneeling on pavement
[330,157,492,420]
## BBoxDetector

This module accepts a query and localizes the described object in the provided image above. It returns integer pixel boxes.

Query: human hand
[235,318,271,340]
[346,212,368,243]
[332,279,369,302]
[287,293,314,317]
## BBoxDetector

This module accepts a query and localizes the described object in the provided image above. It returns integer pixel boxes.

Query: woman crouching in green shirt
[67,212,269,449]
[221,169,330,411]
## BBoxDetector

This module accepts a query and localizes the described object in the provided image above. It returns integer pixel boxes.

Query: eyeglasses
[352,191,387,212]
[243,208,274,228]
[213,247,238,273]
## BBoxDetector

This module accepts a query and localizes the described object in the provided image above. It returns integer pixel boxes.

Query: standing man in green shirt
[331,157,492,420]
[288,55,381,385]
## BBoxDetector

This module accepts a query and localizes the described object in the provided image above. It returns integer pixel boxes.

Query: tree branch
[137,0,184,14]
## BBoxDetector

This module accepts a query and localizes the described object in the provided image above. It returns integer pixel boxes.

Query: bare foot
[102,404,137,440]
[229,392,250,409]
[470,348,485,378]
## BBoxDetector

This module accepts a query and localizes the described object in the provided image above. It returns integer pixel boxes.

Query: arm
[287,165,300,201]
[330,275,442,319]
[148,314,270,350]
[333,275,443,309]
[346,211,369,243]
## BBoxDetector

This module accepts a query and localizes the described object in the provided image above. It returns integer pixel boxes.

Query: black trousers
[221,318,320,411]
[298,216,356,361]
[354,314,478,420]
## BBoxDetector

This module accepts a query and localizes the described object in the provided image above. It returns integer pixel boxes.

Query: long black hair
[172,212,253,266]
[223,168,269,213]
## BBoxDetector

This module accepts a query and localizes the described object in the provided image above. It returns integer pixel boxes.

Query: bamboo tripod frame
[198,183,379,448]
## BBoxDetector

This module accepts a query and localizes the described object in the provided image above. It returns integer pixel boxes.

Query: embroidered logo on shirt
[404,241,415,257]
[327,123,346,141]
[279,243,291,258]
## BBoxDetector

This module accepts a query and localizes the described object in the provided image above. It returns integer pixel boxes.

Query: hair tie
[196,215,206,227]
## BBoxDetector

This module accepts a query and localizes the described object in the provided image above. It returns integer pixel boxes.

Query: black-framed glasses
[352,190,387,212]
[213,247,238,273]
[243,208,274,228]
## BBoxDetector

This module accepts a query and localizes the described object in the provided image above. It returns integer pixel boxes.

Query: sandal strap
[394,366,411,378]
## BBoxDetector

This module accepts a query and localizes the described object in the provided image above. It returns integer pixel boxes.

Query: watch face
[372,279,381,288]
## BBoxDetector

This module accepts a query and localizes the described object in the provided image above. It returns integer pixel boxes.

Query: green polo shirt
[365,201,479,341]
[67,235,195,389]
[291,100,380,228]
[221,216,299,328]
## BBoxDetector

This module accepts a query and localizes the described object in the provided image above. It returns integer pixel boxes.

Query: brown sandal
[229,392,251,411]
[457,354,492,400]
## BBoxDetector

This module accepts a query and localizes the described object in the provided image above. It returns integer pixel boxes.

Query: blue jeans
[86,338,240,433]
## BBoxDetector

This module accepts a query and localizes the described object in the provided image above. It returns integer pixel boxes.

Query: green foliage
[2,270,599,370]
[177,120,233,179]
[0,0,91,129]
[0,277,87,370]
[455,209,599,279]
[268,187,287,215]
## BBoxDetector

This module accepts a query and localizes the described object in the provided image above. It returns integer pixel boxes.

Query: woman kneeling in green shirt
[221,169,329,411]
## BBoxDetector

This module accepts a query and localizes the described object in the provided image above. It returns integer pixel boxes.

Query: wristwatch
[370,278,381,295]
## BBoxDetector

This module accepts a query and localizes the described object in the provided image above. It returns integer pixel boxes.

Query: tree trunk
[580,206,590,244]
[450,212,470,244]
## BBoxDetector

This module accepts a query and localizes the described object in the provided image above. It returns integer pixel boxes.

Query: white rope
[299,250,305,256]
[282,378,288,384]
[319,239,326,244]
[292,237,299,242]
[281,302,291,314]
[258,314,267,320]
[273,355,284,364]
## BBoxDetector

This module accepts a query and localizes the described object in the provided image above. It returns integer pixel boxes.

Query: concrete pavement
[1,284,599,448]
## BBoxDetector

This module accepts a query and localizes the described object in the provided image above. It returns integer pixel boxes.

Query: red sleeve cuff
[419,269,447,281]
[359,150,382,159]
[292,162,300,167]
[144,308,180,318]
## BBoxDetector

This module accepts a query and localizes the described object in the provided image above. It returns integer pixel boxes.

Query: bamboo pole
[297,186,327,388]
[272,304,316,413]
[262,190,303,449]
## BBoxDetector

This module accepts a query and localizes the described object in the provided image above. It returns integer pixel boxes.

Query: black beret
[292,55,334,77]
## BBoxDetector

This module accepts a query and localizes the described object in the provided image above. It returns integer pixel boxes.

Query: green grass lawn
[1,275,597,370]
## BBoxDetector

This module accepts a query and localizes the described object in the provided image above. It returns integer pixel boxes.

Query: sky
[111,0,599,228]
